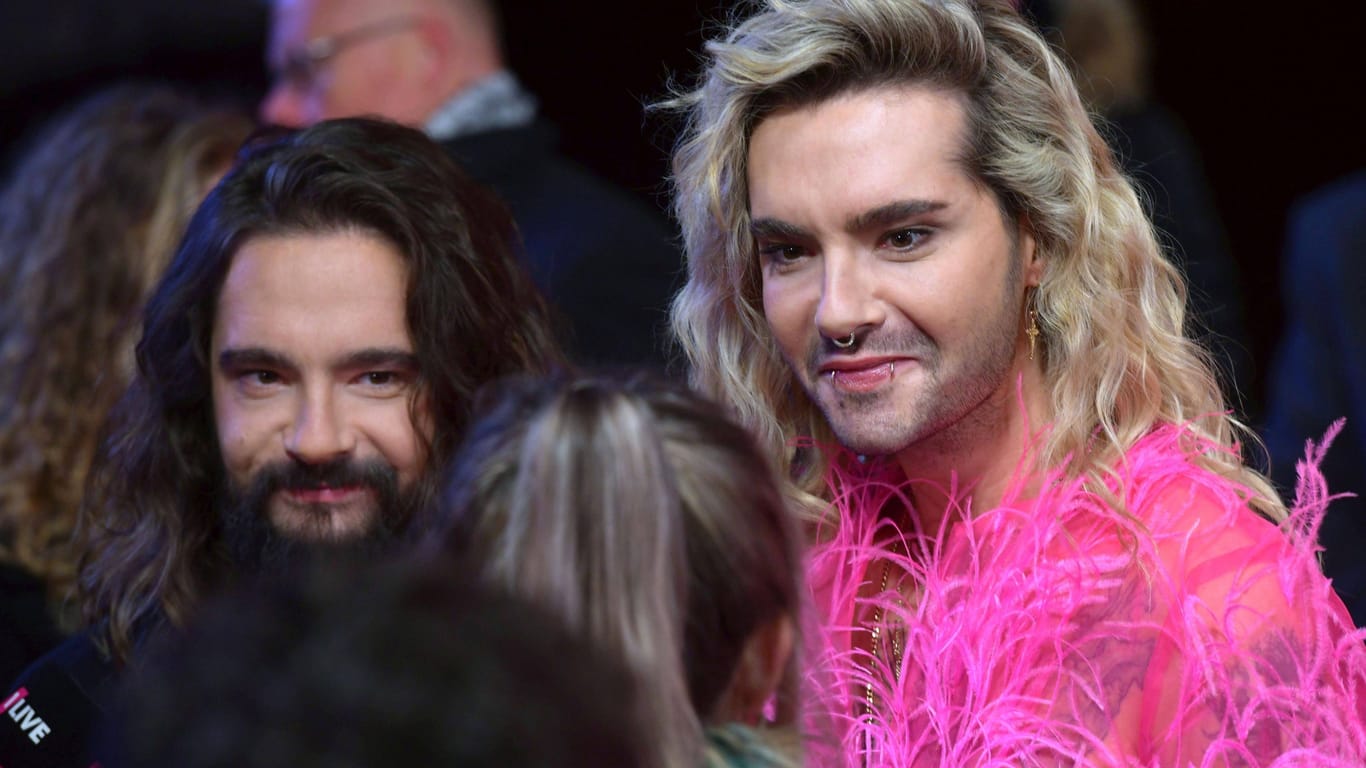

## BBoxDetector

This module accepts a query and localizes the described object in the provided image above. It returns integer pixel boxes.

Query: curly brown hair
[0,84,252,625]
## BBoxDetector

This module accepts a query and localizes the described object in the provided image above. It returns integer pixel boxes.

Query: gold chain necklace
[863,559,905,718]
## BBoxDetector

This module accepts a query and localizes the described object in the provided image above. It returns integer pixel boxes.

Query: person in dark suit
[1263,170,1366,626]
[261,0,681,368]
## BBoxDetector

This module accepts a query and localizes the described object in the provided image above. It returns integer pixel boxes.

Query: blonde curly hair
[666,0,1276,523]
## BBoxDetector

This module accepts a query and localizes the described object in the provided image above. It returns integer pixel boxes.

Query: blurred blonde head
[666,0,1275,521]
[1045,0,1149,113]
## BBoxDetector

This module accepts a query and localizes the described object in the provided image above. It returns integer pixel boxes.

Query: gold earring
[1026,304,1040,361]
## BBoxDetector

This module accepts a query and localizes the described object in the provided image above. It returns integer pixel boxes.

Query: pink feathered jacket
[804,423,1366,767]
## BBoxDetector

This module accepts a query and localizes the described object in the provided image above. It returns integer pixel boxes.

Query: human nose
[284,388,353,465]
[814,252,884,342]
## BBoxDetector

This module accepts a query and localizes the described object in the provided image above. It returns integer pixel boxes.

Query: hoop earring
[831,333,856,349]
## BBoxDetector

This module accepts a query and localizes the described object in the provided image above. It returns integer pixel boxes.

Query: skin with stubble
[210,229,431,560]
[749,85,1048,522]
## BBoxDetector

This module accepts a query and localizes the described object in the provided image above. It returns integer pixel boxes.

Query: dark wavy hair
[78,117,564,661]
[110,557,645,768]
[0,84,251,624]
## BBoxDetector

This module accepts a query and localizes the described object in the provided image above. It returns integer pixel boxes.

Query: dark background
[2,1,1363,423]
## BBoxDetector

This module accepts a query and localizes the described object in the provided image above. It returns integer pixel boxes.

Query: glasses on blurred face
[275,16,419,91]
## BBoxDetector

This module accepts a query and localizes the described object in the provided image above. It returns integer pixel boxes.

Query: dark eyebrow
[218,347,296,373]
[217,347,419,375]
[336,348,420,373]
[749,217,814,242]
[846,200,948,234]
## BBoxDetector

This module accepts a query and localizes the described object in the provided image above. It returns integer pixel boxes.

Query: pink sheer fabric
[806,423,1366,766]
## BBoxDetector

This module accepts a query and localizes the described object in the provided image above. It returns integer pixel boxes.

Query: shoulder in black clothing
[441,120,683,370]
[0,561,65,691]
[1,628,117,768]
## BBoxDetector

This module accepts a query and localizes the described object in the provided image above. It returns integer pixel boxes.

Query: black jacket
[0,562,64,691]
[440,120,682,370]
[1,628,114,768]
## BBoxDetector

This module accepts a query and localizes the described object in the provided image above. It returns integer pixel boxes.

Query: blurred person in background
[1025,0,1257,421]
[442,375,818,768]
[105,557,646,768]
[0,84,252,686]
[262,0,681,368]
[1263,169,1366,626]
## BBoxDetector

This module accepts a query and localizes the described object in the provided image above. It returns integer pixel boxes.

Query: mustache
[804,327,935,377]
[247,457,400,497]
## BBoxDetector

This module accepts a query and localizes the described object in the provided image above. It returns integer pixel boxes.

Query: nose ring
[831,333,857,349]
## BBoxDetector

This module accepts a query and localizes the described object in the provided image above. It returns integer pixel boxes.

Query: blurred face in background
[261,0,434,127]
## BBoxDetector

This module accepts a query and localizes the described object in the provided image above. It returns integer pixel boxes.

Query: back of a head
[443,374,805,767]
[0,83,251,617]
[110,557,645,768]
[79,116,566,662]
[669,0,1250,513]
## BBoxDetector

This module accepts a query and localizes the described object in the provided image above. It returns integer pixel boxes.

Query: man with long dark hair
[1,117,562,766]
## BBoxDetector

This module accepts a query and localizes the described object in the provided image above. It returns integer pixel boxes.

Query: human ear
[1019,220,1043,287]
[413,15,451,83]
[714,616,796,726]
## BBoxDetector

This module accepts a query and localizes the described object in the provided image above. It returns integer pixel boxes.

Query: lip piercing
[828,361,895,382]
[832,333,856,349]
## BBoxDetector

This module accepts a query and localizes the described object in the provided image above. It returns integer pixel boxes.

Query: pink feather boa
[803,422,1366,766]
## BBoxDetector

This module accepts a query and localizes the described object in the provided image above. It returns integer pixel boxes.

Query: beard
[219,457,430,580]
